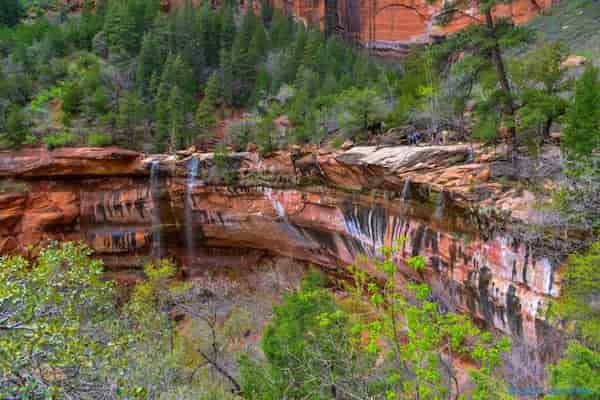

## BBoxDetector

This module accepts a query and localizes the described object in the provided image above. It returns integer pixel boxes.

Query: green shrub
[86,132,113,147]
[43,131,76,150]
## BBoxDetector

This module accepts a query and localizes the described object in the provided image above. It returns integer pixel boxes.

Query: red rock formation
[276,0,553,49]
[0,145,563,356]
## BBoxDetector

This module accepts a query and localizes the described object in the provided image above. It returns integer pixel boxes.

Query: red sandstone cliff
[0,144,566,384]
[272,0,553,50]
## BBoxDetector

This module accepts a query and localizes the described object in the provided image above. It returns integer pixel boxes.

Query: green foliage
[336,87,389,140]
[0,106,29,148]
[562,65,600,157]
[87,132,113,147]
[433,0,536,149]
[195,99,216,140]
[213,144,237,185]
[550,242,600,349]
[116,91,146,147]
[0,0,23,28]
[42,131,76,150]
[0,242,116,398]
[0,242,237,398]
[240,271,379,399]
[166,85,187,150]
[347,240,514,400]
[547,341,600,399]
[546,242,600,399]
[512,42,570,151]
[0,0,397,151]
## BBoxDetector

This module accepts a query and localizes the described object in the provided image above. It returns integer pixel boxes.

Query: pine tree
[254,67,270,103]
[270,10,293,48]
[137,32,164,98]
[204,72,221,107]
[219,5,236,52]
[143,0,161,28]
[220,49,234,106]
[231,16,257,106]
[102,1,122,51]
[160,54,194,111]
[154,81,170,150]
[0,106,27,148]
[103,1,137,53]
[0,0,23,27]
[302,30,321,69]
[438,0,534,154]
[116,91,145,147]
[250,23,269,61]
[196,4,218,67]
[562,65,600,157]
[166,86,186,150]
[195,99,217,140]
[260,0,274,27]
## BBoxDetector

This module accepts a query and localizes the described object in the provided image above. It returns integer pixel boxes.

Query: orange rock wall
[285,0,553,47]
[0,146,563,354]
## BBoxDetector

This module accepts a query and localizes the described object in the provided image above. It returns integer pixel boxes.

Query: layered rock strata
[0,145,562,354]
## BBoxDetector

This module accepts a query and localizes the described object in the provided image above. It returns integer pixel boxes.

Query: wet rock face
[0,146,562,350]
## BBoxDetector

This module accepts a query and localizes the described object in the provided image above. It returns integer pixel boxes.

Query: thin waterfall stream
[150,160,162,259]
[185,157,199,262]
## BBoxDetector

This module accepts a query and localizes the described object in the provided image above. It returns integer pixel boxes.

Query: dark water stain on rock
[478,266,494,325]
[411,225,426,257]
[506,285,523,338]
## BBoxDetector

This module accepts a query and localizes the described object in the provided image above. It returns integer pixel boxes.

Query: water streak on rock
[150,160,162,259]
[185,157,199,263]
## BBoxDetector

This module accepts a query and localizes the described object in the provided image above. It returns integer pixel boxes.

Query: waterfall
[264,187,287,219]
[401,179,411,202]
[185,157,199,263]
[342,205,387,258]
[434,191,445,219]
[150,160,162,259]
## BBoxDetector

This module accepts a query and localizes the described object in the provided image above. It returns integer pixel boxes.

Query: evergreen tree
[220,49,234,106]
[195,100,217,140]
[437,0,534,154]
[102,1,122,51]
[166,86,187,150]
[269,10,293,48]
[302,30,321,70]
[196,4,218,67]
[103,1,137,53]
[231,15,257,106]
[260,0,274,27]
[0,106,28,148]
[137,32,165,97]
[219,5,236,52]
[160,54,194,111]
[204,72,221,107]
[512,42,570,150]
[0,0,23,27]
[154,81,170,149]
[250,23,269,61]
[143,0,161,28]
[254,67,271,103]
[117,91,145,135]
[562,65,600,157]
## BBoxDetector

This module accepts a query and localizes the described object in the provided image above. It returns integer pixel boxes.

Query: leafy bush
[43,131,76,150]
[86,132,113,147]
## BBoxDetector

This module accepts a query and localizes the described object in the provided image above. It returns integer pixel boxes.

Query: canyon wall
[270,0,553,51]
[0,145,563,372]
